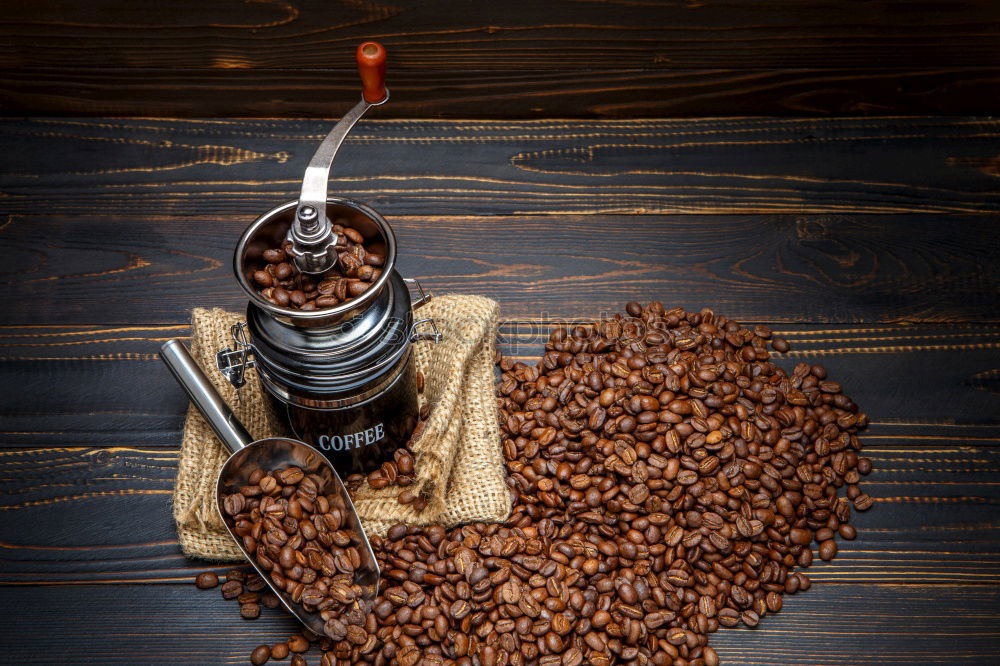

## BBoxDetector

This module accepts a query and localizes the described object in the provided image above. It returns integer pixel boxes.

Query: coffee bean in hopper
[249,227,386,311]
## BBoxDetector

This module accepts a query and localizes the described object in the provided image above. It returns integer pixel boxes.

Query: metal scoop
[160,339,380,636]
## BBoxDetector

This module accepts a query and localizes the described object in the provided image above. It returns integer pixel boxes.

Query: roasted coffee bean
[195,572,219,589]
[221,580,243,599]
[237,592,260,605]
[223,494,246,516]
[819,539,839,561]
[253,270,274,287]
[241,603,261,619]
[342,227,365,244]
[263,248,286,263]
[270,643,289,660]
[287,635,309,653]
[250,645,271,665]
[225,569,246,583]
[396,450,415,476]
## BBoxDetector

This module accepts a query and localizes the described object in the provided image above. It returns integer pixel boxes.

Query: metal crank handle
[290,42,389,274]
[160,339,253,454]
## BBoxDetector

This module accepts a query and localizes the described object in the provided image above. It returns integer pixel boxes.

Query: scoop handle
[160,339,253,454]
[356,41,387,104]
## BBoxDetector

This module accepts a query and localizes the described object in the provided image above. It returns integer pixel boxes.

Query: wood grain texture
[5,117,1000,218]
[2,212,998,325]
[3,0,998,70]
[1,1,1000,116]
[1,324,998,446]
[0,584,996,664]
[0,443,997,585]
[4,67,1000,118]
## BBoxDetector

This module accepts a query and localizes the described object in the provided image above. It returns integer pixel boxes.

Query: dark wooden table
[0,115,997,663]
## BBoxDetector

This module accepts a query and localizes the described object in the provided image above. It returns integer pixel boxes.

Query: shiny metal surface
[161,339,253,451]
[159,340,380,636]
[256,346,412,410]
[234,197,397,328]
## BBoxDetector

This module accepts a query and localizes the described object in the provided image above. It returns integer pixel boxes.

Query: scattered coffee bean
[220,580,243,600]
[287,635,309,653]
[240,603,261,619]
[250,645,271,665]
[818,539,839,561]
[854,493,874,511]
[195,572,218,589]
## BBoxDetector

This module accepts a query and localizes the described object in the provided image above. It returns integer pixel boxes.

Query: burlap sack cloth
[172,295,510,562]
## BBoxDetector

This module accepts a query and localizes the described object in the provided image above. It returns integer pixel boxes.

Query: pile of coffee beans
[220,466,374,640]
[249,224,386,310]
[199,302,873,665]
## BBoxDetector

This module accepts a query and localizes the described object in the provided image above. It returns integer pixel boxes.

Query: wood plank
[3,118,1000,217]
[1,213,998,325]
[0,439,997,585]
[0,584,995,664]
[1,1,997,71]
[4,1,999,118]
[5,67,1000,118]
[1,323,997,447]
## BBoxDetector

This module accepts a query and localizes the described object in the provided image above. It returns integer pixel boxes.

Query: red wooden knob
[356,41,387,103]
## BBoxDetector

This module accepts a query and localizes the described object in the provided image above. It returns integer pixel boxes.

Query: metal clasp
[411,317,442,344]
[216,322,255,389]
[404,277,433,309]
